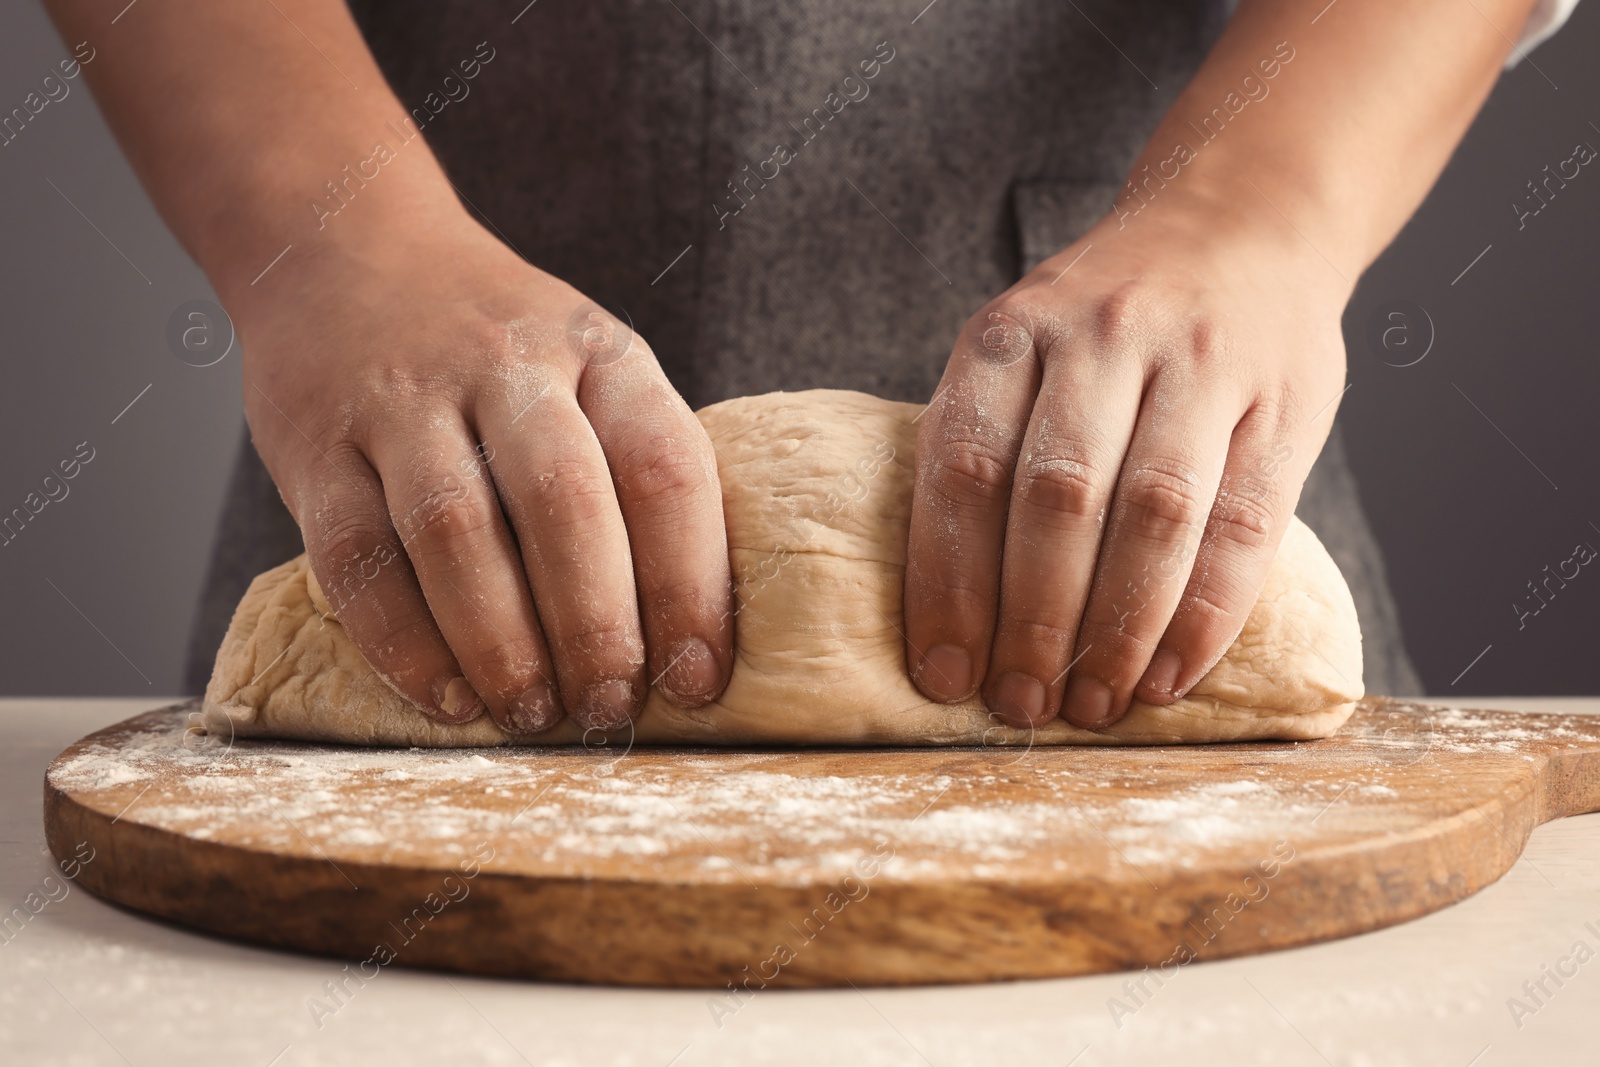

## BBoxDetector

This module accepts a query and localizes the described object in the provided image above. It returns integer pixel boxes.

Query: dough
[203,390,1363,747]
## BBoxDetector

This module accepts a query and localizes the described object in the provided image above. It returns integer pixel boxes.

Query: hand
[905,200,1349,729]
[235,208,733,734]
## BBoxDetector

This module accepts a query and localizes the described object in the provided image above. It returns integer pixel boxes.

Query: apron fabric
[185,0,1423,696]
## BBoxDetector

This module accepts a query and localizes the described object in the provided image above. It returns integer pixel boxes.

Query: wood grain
[42,698,1600,987]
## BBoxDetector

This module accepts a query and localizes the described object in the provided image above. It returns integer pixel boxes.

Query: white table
[5,696,1599,1066]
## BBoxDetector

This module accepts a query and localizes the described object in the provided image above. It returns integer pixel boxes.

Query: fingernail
[988,671,1046,727]
[507,682,562,733]
[431,675,486,724]
[659,638,720,704]
[1138,649,1183,704]
[1062,674,1116,729]
[575,679,638,731]
[918,643,974,701]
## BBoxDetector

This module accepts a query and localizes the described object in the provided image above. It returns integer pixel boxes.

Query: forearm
[1111,0,1541,285]
[42,0,464,306]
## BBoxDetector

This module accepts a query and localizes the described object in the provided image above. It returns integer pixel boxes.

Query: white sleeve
[1215,0,1579,67]
[1508,0,1580,66]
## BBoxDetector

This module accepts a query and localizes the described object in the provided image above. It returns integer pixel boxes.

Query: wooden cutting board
[43,698,1600,987]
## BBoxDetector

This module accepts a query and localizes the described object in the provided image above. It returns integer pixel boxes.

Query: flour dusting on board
[50,702,1572,886]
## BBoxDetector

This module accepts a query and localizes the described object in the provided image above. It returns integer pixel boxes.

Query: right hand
[234,207,733,734]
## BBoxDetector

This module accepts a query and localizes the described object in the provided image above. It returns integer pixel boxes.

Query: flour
[48,709,1354,887]
[54,701,1576,888]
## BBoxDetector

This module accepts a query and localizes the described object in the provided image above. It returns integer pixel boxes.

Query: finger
[369,418,563,735]
[295,448,483,724]
[905,297,1044,703]
[1133,407,1303,706]
[576,350,733,708]
[1061,378,1239,728]
[981,350,1142,727]
[482,375,647,732]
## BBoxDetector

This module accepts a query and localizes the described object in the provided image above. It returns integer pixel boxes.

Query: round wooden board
[43,698,1600,987]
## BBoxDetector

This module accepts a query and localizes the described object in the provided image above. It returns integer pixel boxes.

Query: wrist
[1087,165,1359,308]
[199,139,466,312]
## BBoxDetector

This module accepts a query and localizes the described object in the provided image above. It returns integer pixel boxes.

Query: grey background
[1,1,1596,697]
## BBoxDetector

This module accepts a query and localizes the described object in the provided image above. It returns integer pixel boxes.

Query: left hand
[904,198,1351,730]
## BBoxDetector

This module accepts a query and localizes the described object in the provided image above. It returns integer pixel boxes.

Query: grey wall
[0,2,243,695]
[1340,8,1600,694]
[0,2,1596,696]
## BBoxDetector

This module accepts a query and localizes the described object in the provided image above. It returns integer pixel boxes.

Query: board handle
[1534,729,1600,822]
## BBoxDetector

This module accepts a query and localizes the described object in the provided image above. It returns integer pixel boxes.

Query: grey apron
[186,0,1422,695]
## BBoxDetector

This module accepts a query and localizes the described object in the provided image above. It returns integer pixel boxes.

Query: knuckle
[402,486,499,554]
[1186,318,1231,370]
[1074,616,1158,664]
[1169,578,1258,665]
[321,577,439,665]
[1017,454,1103,522]
[354,365,459,413]
[308,518,405,619]
[1091,285,1152,345]
[904,561,992,637]
[1120,462,1207,542]
[987,291,1035,321]
[470,634,548,689]
[1209,482,1278,550]
[553,621,643,671]
[473,346,527,390]
[285,438,370,502]
[1081,559,1185,643]
[602,326,654,368]
[316,514,394,578]
[523,456,616,528]
[967,293,1046,367]
[929,438,1014,508]
[906,570,991,626]
[364,609,434,656]
[999,614,1079,654]
[1249,387,1294,429]
[987,292,1043,334]
[469,319,521,360]
[1181,582,1246,634]
[614,436,713,510]
[642,576,721,625]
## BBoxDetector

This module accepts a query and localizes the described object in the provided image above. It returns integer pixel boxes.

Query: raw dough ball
[203,390,1362,747]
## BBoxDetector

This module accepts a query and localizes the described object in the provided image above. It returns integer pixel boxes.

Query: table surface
[6,697,1600,1067]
